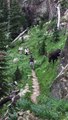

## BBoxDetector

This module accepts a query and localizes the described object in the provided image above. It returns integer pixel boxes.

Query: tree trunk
[11,28,28,44]
[0,84,30,107]
[0,97,11,107]
[0,90,19,107]
[57,3,61,29]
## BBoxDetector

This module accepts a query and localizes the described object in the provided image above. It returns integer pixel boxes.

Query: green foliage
[61,0,68,11]
[50,17,57,29]
[0,1,8,32]
[0,29,9,97]
[31,104,60,120]
[10,0,26,39]
[38,39,47,55]
[37,32,47,56]
[17,98,31,110]
[53,26,60,42]
[8,111,18,120]
[0,1,10,98]
[0,30,7,50]
[6,22,67,119]
[13,66,22,81]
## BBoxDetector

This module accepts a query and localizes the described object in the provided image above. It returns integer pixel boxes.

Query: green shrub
[13,66,22,81]
[53,26,60,42]
[31,104,60,120]
[8,112,18,120]
[16,98,31,110]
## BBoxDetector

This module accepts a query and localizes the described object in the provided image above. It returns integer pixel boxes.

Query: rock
[61,9,68,31]
[18,116,23,120]
[18,47,23,54]
[36,0,47,18]
[6,45,9,48]
[51,64,68,99]
[18,111,24,116]
[60,37,68,67]
[23,35,30,40]
[18,0,57,24]
[51,37,68,99]
[64,9,68,21]
[17,110,39,120]
[13,58,19,63]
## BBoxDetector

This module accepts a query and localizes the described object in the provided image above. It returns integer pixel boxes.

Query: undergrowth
[1,22,68,120]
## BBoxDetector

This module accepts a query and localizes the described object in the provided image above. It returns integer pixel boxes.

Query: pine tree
[0,29,9,97]
[13,66,22,81]
[53,26,60,42]
[38,39,47,55]
[10,0,26,40]
[61,0,68,12]
[0,2,9,98]
[0,0,8,32]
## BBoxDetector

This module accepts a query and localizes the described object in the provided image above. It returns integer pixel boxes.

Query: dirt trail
[31,70,40,104]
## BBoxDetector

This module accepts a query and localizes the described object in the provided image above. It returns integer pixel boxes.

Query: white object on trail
[13,58,19,63]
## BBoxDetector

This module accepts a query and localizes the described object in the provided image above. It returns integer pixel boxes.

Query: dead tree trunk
[0,84,30,107]
[57,3,61,29]
[0,90,19,107]
[11,28,28,44]
[0,97,11,107]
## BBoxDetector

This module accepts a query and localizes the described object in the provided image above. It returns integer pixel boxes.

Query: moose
[48,49,61,63]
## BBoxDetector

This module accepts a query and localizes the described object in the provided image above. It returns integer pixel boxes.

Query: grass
[1,23,68,119]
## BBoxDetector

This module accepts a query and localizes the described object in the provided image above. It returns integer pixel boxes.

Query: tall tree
[0,0,8,32]
[53,26,60,42]
[0,29,9,98]
[0,2,9,98]
[10,0,25,40]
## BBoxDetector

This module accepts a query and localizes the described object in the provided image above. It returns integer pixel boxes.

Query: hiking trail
[31,70,40,104]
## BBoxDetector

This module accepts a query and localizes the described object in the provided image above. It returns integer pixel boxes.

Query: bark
[57,3,61,29]
[0,90,19,107]
[11,28,28,44]
[0,84,30,107]
[0,97,11,107]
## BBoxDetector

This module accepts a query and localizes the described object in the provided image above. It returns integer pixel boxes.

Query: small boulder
[23,35,30,40]
[18,47,23,54]
[13,58,19,63]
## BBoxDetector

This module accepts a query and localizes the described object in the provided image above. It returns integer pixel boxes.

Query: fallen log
[0,96,11,107]
[11,28,28,44]
[0,84,30,107]
[0,90,19,107]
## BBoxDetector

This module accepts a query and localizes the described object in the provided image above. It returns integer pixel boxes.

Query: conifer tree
[53,26,60,42]
[61,0,68,11]
[10,0,25,40]
[0,29,9,97]
[0,0,8,32]
[0,2,9,98]
[13,66,22,81]
[38,39,47,55]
